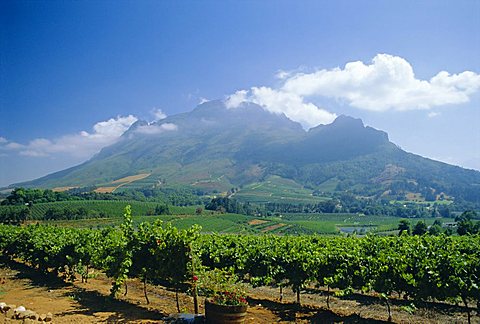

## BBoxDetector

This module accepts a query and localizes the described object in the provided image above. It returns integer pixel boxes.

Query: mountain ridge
[10,101,480,204]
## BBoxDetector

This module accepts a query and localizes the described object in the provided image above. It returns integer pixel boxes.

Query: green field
[2,194,456,235]
[233,175,328,204]
[0,200,198,219]
[41,212,257,234]
[315,177,340,193]
[32,203,454,236]
[278,213,455,234]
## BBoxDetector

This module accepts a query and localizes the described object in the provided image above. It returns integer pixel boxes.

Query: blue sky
[1,0,479,186]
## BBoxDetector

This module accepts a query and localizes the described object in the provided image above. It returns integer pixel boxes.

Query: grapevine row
[0,208,478,322]
[0,206,200,311]
[198,233,480,322]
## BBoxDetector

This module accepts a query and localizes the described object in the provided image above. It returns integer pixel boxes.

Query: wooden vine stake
[190,244,199,314]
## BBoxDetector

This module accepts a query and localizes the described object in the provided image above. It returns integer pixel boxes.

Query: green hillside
[13,101,480,206]
[232,175,328,204]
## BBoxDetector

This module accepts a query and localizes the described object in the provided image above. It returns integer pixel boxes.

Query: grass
[27,200,456,236]
[40,211,456,235]
[168,213,254,233]
[233,175,328,204]
[279,213,456,234]
[40,211,257,233]
[315,177,340,193]
[287,219,338,233]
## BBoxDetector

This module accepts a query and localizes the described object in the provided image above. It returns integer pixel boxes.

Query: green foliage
[154,204,171,215]
[197,268,247,306]
[0,206,201,301]
[0,206,30,224]
[428,224,443,236]
[109,205,134,296]
[1,220,479,320]
[205,197,252,215]
[0,200,194,221]
[456,211,480,235]
[1,188,72,205]
[197,233,480,315]
[412,220,428,235]
[398,219,411,235]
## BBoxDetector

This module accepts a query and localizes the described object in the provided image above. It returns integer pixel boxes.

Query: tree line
[1,187,205,207]
[398,211,480,236]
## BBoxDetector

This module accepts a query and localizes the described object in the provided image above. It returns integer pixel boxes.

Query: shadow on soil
[1,258,166,323]
[304,286,472,317]
[59,287,166,323]
[247,296,390,323]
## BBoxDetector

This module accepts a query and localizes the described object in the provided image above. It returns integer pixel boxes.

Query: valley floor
[0,260,475,323]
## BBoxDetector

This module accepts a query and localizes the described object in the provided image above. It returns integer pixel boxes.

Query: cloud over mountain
[135,123,178,135]
[1,115,138,158]
[282,54,480,111]
[225,88,336,129]
[226,54,480,128]
[151,108,167,121]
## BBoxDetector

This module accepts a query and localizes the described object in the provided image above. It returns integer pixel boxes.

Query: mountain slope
[15,101,480,203]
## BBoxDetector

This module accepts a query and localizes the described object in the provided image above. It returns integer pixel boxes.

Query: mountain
[14,101,480,203]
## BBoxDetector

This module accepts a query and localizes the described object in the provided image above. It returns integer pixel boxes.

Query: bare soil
[247,219,268,226]
[94,173,151,193]
[0,259,476,323]
[261,223,287,232]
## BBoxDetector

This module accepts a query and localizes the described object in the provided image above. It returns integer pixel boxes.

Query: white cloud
[90,115,137,138]
[0,137,7,144]
[225,88,336,129]
[225,90,248,109]
[199,97,210,104]
[161,123,178,131]
[5,142,24,149]
[135,123,178,135]
[225,54,480,128]
[282,54,480,111]
[428,111,440,118]
[275,70,292,80]
[151,108,167,121]
[20,150,49,157]
[3,115,137,158]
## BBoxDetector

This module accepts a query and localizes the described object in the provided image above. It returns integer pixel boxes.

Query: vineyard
[0,206,479,323]
[0,200,198,221]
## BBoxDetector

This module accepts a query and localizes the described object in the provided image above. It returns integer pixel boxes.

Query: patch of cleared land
[262,223,287,232]
[248,219,268,226]
[111,173,151,184]
[95,173,151,193]
[52,186,78,192]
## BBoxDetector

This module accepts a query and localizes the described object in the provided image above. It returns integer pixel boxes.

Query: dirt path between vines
[0,260,475,323]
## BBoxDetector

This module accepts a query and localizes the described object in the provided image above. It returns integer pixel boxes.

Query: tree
[397,219,411,235]
[456,211,478,235]
[412,221,428,236]
[456,210,478,222]
[432,219,442,227]
[457,220,475,236]
[155,204,171,215]
[429,219,443,236]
